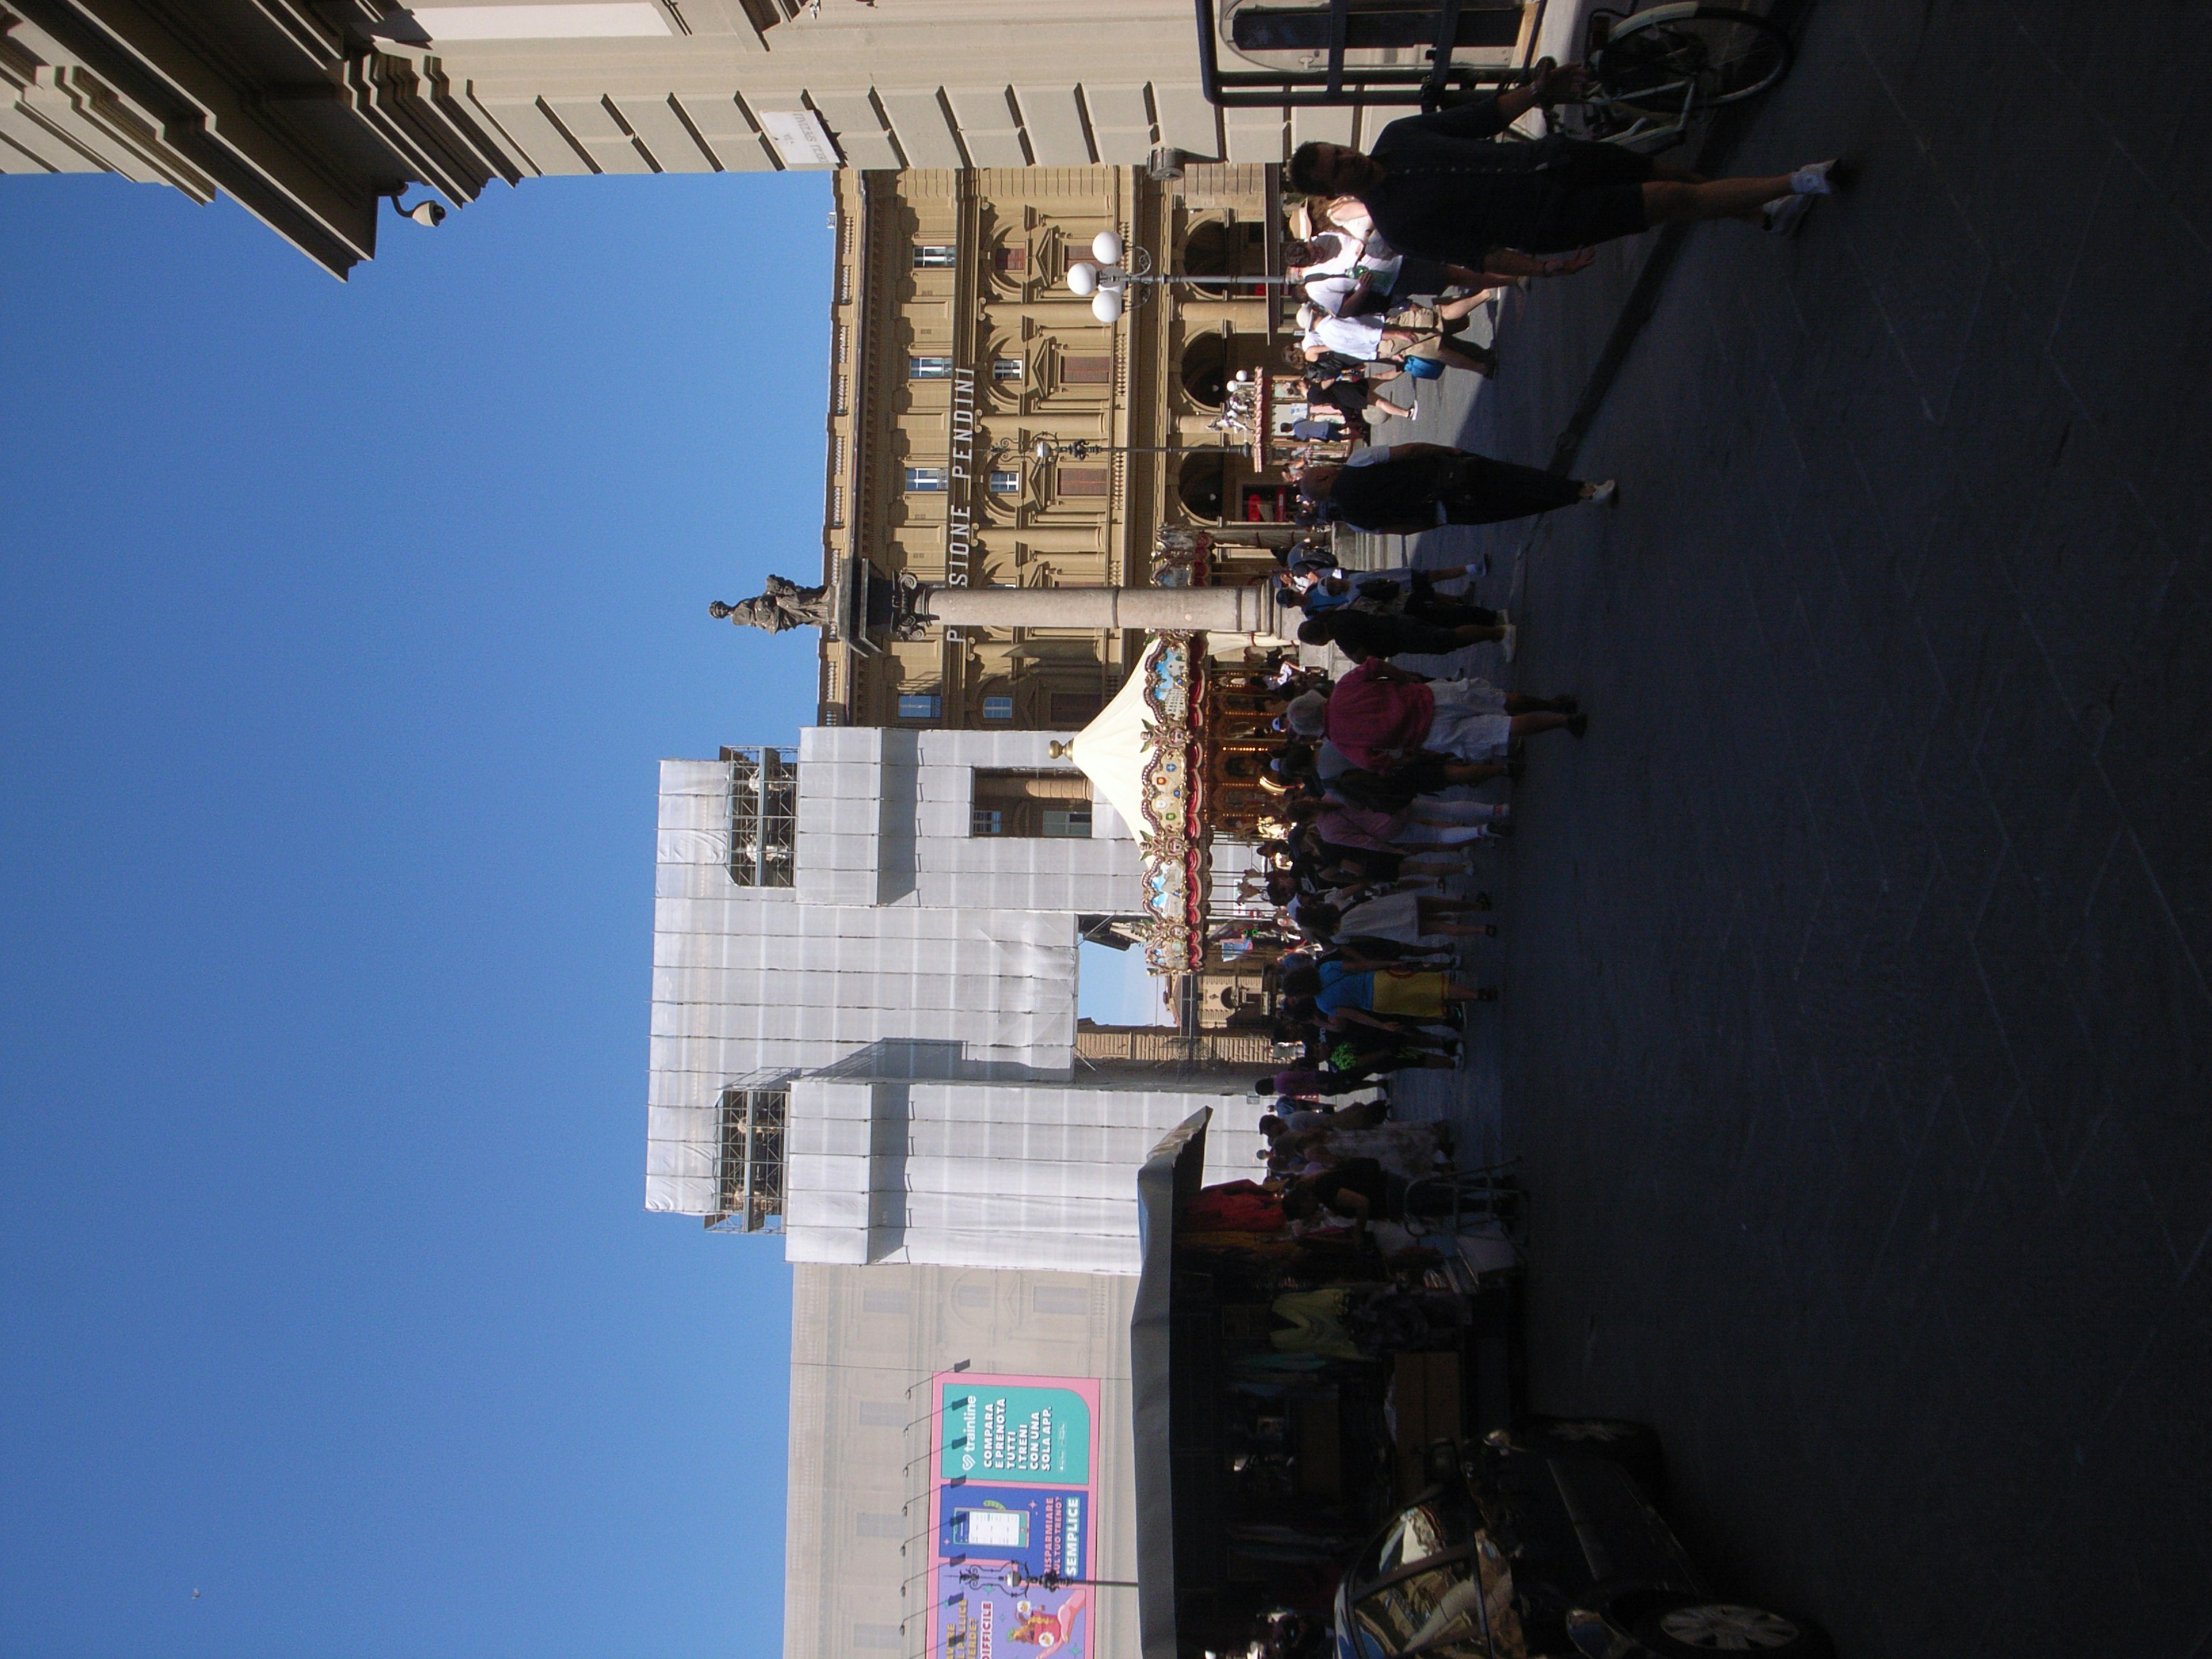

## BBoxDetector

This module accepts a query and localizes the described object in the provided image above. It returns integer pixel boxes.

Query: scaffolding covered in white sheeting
[646,730,1263,1274]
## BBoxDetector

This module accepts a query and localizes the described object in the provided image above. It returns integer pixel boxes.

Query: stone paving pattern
[1374,2,2212,1651]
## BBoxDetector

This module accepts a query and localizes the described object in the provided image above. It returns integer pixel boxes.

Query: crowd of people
[1190,40,1842,1281]
[1172,50,1846,1657]
[1200,559,1581,1242]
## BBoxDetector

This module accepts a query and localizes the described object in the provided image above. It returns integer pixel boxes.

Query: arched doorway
[1177,452,1227,521]
[1179,221,1236,298]
[1180,334,1230,408]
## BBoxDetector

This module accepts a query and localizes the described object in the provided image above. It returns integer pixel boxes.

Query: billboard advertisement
[926,1373,1100,1659]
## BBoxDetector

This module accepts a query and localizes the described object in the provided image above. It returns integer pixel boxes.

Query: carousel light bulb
[1090,229,1124,264]
[1066,260,1099,297]
[1090,288,1124,323]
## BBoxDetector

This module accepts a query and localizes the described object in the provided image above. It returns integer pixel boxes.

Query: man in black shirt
[1298,442,1612,534]
[1287,59,1840,268]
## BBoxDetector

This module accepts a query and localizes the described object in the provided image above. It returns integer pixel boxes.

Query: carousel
[1055,535,1301,974]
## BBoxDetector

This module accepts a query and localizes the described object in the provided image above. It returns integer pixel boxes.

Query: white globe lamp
[1090,289,1125,323]
[1065,260,1100,297]
[1090,229,1124,264]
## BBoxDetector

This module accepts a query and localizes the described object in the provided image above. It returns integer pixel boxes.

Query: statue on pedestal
[709,575,836,634]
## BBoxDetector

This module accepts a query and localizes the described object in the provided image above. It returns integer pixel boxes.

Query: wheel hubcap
[1657,1604,1800,1651]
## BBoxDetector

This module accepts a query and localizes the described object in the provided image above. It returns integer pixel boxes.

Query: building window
[971,770,1093,837]
[1062,354,1113,384]
[904,467,948,493]
[983,695,1014,721]
[899,692,942,721]
[914,245,956,268]
[1050,692,1104,726]
[994,247,1028,272]
[909,355,954,380]
[989,469,1020,494]
[993,357,1024,380]
[725,747,796,888]
[1057,465,1110,497]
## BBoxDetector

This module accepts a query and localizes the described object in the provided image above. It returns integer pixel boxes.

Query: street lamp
[1028,434,1197,463]
[1065,226,1302,324]
[953,1562,1139,1597]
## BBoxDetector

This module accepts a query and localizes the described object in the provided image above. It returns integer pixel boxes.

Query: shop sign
[946,367,979,588]
[927,1373,1101,1659]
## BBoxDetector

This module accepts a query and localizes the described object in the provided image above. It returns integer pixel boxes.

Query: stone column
[914,582,1277,634]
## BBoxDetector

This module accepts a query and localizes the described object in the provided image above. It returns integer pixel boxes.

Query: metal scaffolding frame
[722,745,798,889]
[707,1086,789,1233]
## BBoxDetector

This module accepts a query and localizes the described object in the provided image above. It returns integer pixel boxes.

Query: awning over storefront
[1132,1107,1216,1659]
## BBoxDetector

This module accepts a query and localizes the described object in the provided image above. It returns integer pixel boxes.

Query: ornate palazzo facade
[818,162,1290,734]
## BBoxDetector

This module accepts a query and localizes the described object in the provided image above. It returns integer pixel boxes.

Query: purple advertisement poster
[926,1373,1101,1659]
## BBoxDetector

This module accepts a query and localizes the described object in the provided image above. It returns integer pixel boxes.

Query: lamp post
[1064,229,1300,323]
[953,1562,1141,1597]
[1026,435,1200,463]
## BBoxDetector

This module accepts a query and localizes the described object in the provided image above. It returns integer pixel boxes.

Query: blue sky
[0,171,829,1657]
[1077,941,1173,1027]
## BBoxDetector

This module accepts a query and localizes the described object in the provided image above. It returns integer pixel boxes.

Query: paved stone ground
[1361,2,2212,1652]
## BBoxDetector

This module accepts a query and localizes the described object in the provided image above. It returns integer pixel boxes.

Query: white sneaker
[1791,160,1836,195]
[1499,622,1518,663]
[1763,194,1813,235]
[1584,479,1618,505]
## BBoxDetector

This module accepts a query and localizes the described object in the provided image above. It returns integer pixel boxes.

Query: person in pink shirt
[1300,658,1585,769]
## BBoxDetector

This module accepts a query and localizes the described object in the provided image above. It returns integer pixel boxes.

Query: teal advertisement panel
[940,1381,1093,1485]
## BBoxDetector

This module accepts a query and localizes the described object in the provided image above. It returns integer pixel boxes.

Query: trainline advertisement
[926,1373,1101,1659]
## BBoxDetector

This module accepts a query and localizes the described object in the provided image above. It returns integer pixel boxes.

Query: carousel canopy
[1065,636,1211,974]
[1067,636,1164,837]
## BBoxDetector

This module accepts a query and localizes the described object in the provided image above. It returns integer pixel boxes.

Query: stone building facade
[817,162,1290,733]
[783,1262,1144,1659]
[1,0,1374,276]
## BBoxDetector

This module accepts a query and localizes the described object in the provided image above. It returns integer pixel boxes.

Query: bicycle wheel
[1592,5,1793,118]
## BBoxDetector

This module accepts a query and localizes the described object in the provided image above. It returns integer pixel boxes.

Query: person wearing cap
[1300,441,1615,533]
[1297,301,1497,380]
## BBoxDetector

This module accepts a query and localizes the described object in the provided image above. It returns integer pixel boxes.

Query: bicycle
[1564,3,1795,151]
